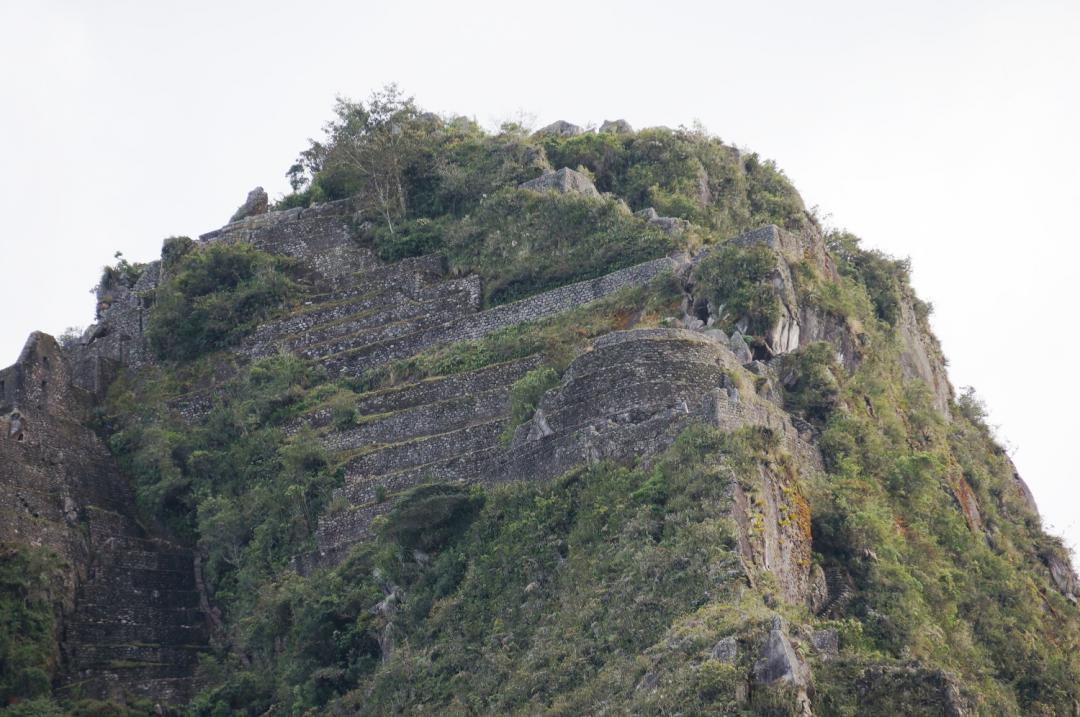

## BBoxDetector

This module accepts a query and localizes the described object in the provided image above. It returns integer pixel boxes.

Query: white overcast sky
[1,0,1077,562]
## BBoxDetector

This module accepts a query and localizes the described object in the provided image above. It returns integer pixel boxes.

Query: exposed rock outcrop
[519,167,601,198]
[0,334,208,703]
[753,617,813,715]
[599,118,633,134]
[688,223,951,414]
[534,120,585,137]
[228,186,269,222]
[637,206,690,233]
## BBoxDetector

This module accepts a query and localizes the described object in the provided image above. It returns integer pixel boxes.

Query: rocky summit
[2,93,1078,717]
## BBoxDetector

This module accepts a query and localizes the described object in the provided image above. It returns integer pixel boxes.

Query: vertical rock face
[712,224,951,414]
[0,334,208,703]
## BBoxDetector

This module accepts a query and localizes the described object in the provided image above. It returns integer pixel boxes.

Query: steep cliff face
[3,112,1078,716]
[1,334,209,705]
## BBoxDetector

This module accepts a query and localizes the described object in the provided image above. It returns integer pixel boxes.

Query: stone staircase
[818,566,856,617]
[58,506,209,703]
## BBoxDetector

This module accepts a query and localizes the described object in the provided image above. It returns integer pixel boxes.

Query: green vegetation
[279,88,811,308]
[0,546,62,704]
[692,241,782,335]
[188,426,802,716]
[106,354,339,620]
[825,230,913,328]
[146,242,299,361]
[777,342,841,426]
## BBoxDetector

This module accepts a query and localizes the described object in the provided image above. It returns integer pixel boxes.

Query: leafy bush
[0,546,61,705]
[826,231,910,327]
[777,342,841,426]
[365,215,448,261]
[691,241,780,335]
[744,153,806,230]
[146,242,297,361]
[442,188,673,305]
[418,122,550,216]
[107,354,337,616]
[542,131,628,193]
[380,483,485,553]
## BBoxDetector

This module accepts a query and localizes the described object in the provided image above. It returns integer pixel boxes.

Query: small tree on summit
[288,84,425,235]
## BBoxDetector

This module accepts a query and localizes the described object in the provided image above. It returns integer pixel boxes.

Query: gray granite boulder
[534,120,584,138]
[519,167,600,199]
[810,628,838,657]
[637,207,690,234]
[229,186,269,223]
[599,118,633,134]
[729,331,754,364]
[711,635,738,663]
[754,619,807,685]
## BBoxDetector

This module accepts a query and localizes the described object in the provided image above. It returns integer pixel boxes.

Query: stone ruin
[1,186,1028,705]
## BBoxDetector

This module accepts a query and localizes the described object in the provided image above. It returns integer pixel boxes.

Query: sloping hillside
[1,92,1077,717]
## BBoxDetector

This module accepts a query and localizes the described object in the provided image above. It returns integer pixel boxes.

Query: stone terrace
[115,200,830,572]
[126,201,824,572]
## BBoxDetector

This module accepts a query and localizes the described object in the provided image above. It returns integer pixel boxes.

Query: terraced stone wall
[307,328,823,601]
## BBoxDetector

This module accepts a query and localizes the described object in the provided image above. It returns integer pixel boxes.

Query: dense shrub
[744,153,807,230]
[777,342,842,426]
[107,355,338,616]
[826,230,911,327]
[0,546,61,704]
[442,188,673,305]
[542,131,628,193]
[380,483,485,553]
[146,242,297,361]
[691,241,780,335]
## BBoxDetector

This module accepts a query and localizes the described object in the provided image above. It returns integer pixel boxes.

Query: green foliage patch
[106,354,339,621]
[500,366,561,444]
[692,241,781,335]
[146,243,298,361]
[189,425,805,716]
[0,546,63,705]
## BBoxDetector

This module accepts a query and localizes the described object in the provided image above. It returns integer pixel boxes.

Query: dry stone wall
[319,257,675,377]
[308,328,824,605]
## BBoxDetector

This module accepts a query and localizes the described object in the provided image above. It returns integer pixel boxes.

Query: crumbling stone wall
[70,262,160,398]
